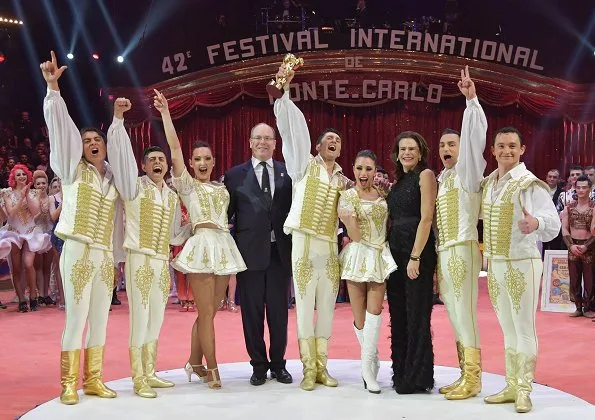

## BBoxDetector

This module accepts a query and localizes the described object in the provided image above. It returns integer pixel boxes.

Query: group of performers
[36,48,560,415]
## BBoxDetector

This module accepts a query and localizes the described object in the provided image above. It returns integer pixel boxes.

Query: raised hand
[153,89,170,114]
[40,51,67,90]
[278,65,295,91]
[114,97,132,120]
[457,65,476,100]
[518,207,539,234]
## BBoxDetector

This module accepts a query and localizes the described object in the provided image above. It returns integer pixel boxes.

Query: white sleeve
[456,96,487,193]
[112,198,127,263]
[520,185,562,242]
[107,117,139,201]
[170,201,192,245]
[171,168,195,196]
[43,88,83,184]
[273,91,312,183]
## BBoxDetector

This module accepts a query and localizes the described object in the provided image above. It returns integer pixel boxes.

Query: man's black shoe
[270,368,293,384]
[250,373,267,386]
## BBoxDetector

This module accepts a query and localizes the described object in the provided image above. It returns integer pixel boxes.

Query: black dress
[386,168,436,394]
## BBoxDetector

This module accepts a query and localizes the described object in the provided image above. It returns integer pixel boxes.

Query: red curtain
[128,96,568,181]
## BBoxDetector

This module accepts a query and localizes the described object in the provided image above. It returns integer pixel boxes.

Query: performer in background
[274,65,351,391]
[109,123,190,397]
[41,51,136,405]
[225,123,293,386]
[482,127,560,413]
[561,175,595,318]
[338,149,397,394]
[435,66,487,400]
[386,131,437,395]
[153,90,246,390]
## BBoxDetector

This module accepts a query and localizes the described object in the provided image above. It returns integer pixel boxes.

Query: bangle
[410,254,420,261]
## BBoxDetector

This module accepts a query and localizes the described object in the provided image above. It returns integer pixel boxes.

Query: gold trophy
[266,53,304,99]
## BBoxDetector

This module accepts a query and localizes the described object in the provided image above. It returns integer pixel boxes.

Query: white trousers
[438,241,481,348]
[292,231,340,339]
[487,258,542,357]
[60,240,114,351]
[126,251,170,347]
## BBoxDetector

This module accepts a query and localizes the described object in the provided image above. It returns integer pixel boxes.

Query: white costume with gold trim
[171,169,246,275]
[481,162,560,404]
[275,91,351,340]
[338,188,396,283]
[44,88,136,351]
[436,97,487,350]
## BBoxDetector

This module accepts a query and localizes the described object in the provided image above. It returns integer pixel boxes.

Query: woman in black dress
[386,131,437,394]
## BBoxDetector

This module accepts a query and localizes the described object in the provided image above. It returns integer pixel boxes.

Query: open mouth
[443,154,452,160]
[328,145,336,152]
[153,167,163,174]
[359,176,369,185]
[198,167,208,174]
[91,147,99,156]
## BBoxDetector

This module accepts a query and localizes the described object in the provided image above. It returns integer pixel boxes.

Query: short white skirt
[339,241,397,283]
[0,228,52,259]
[171,228,247,276]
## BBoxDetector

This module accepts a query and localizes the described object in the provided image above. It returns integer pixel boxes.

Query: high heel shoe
[217,298,227,311]
[187,300,196,312]
[206,367,221,389]
[228,300,238,313]
[184,362,207,382]
[179,300,188,312]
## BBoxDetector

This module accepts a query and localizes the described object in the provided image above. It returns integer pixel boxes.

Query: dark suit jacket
[225,160,292,271]
[552,185,563,206]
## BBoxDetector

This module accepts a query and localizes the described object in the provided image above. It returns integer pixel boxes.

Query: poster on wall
[541,250,575,313]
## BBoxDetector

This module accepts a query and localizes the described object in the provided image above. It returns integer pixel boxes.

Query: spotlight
[92,53,100,60]
[116,55,124,63]
[0,52,5,64]
[19,21,23,25]
[67,53,74,60]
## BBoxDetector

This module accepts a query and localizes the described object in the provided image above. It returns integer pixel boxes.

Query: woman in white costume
[338,149,397,394]
[153,90,246,389]
[0,164,51,312]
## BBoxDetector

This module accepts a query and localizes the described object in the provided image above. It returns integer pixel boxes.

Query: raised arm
[273,67,312,183]
[456,66,487,193]
[50,195,62,223]
[153,89,185,178]
[107,98,139,201]
[40,51,82,184]
[408,169,438,280]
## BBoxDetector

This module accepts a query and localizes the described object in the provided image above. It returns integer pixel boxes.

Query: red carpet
[1,281,593,418]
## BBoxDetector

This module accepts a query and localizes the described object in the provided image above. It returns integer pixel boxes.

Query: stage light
[92,53,100,60]
[116,55,124,63]
[67,53,74,59]
[19,21,23,25]
[0,52,5,63]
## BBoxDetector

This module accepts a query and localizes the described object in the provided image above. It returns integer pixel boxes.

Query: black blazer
[552,185,563,206]
[224,160,292,271]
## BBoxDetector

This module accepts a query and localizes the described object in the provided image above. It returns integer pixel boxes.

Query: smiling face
[34,176,47,192]
[81,130,107,164]
[492,132,525,169]
[439,133,460,169]
[316,131,342,162]
[15,169,28,186]
[576,180,591,199]
[397,138,421,171]
[49,178,62,195]
[250,124,276,162]
[142,151,168,185]
[353,156,376,190]
[189,146,215,182]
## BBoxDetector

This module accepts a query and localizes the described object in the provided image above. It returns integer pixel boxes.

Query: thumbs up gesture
[518,207,539,234]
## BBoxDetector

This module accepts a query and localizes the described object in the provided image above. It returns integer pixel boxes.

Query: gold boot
[82,346,117,398]
[298,337,317,391]
[143,340,174,388]
[315,337,338,387]
[515,352,536,413]
[484,348,516,404]
[439,341,464,394]
[446,346,482,400]
[130,347,157,398]
[60,349,80,405]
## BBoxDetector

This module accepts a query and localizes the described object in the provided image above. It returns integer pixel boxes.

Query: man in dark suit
[224,122,293,386]
[543,168,565,253]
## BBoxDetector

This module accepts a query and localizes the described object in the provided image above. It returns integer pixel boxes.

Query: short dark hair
[584,165,595,171]
[191,141,213,154]
[568,164,583,176]
[354,149,377,164]
[80,127,107,143]
[576,174,593,188]
[143,146,165,161]
[493,126,524,146]
[376,165,387,175]
[317,128,342,145]
[441,128,460,137]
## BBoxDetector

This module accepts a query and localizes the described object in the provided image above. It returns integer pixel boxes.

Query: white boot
[362,311,382,394]
[353,323,365,389]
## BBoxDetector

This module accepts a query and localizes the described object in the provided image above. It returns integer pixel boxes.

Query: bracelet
[410,254,420,261]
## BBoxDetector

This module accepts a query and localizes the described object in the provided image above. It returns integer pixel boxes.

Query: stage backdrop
[107,50,595,180]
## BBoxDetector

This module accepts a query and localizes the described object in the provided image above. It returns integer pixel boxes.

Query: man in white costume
[274,66,351,391]
[435,66,487,400]
[481,127,560,413]
[41,51,137,405]
[108,130,190,397]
